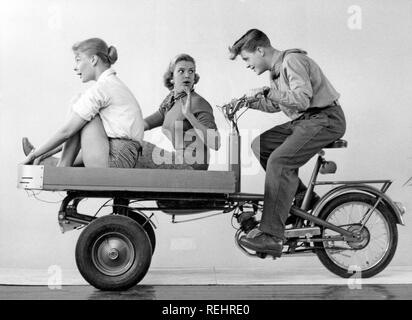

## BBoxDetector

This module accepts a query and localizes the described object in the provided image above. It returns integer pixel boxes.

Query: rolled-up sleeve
[72,85,107,121]
[268,54,313,112]
[248,94,281,113]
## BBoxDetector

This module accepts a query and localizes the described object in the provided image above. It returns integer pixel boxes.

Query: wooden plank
[41,167,236,193]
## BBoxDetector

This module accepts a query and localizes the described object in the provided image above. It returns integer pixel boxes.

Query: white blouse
[72,68,144,143]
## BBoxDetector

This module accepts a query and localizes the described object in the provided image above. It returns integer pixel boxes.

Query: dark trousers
[251,105,346,240]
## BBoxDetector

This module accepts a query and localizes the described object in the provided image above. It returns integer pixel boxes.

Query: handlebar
[218,95,259,121]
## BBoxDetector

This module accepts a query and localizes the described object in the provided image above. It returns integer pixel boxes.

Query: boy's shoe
[239,232,283,258]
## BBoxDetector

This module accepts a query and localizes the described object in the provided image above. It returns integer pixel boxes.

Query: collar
[97,68,116,82]
[172,88,195,99]
[270,49,308,80]
[270,51,284,79]
[162,88,195,111]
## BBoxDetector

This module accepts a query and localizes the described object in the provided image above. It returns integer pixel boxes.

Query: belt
[306,100,340,112]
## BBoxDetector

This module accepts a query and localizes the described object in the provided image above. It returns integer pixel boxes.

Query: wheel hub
[108,248,119,260]
[347,224,370,250]
[92,232,135,276]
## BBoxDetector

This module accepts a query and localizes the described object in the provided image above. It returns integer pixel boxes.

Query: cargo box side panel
[41,167,236,193]
[17,165,45,190]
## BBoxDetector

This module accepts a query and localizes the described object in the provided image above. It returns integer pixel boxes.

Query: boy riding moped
[228,28,346,258]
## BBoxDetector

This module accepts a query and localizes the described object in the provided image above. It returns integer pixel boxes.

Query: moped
[17,96,405,291]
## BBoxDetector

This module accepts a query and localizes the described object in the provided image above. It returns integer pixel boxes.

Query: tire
[315,193,398,278]
[75,215,152,291]
[127,210,156,255]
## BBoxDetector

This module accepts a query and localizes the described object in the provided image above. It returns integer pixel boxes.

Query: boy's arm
[247,88,281,113]
[266,54,313,112]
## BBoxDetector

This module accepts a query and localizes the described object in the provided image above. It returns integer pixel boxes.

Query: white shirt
[72,68,144,143]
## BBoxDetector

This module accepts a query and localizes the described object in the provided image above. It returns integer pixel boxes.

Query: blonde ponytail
[72,38,118,66]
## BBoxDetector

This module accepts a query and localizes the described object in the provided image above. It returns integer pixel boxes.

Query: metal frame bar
[314,180,392,189]
[290,206,357,239]
[57,190,232,227]
[302,155,323,211]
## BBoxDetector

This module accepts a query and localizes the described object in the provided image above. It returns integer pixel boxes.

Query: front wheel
[75,215,152,291]
[315,193,398,278]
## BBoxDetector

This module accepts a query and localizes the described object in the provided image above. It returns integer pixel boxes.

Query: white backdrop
[1,0,411,274]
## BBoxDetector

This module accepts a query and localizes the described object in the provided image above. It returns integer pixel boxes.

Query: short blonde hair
[163,54,200,90]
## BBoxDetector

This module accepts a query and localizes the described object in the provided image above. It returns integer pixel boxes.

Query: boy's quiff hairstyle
[228,29,271,60]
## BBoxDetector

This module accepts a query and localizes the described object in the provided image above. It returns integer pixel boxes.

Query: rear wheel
[75,215,152,290]
[315,193,398,278]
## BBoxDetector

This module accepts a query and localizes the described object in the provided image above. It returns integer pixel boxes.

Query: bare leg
[72,151,84,167]
[58,133,81,167]
[80,115,110,167]
[22,137,63,165]
[37,156,59,166]
[33,147,83,167]
[24,115,109,167]
[32,145,63,164]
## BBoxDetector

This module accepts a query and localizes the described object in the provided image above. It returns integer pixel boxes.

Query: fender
[127,208,157,231]
[312,184,405,225]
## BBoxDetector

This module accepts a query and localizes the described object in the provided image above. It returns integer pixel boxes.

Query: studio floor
[1,266,412,300]
[2,284,412,300]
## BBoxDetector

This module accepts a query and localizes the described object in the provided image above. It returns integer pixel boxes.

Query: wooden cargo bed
[17,165,237,194]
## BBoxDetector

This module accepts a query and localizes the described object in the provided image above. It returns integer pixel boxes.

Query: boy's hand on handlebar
[230,96,244,106]
[248,86,270,98]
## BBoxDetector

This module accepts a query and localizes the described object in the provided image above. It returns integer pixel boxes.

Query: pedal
[284,227,320,239]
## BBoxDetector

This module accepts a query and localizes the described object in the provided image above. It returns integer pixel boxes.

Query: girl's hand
[21,150,36,165]
[181,89,192,117]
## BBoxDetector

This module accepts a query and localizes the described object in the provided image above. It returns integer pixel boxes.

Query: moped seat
[324,139,347,149]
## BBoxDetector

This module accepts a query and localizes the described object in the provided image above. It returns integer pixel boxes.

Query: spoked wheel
[315,193,398,278]
[75,215,152,291]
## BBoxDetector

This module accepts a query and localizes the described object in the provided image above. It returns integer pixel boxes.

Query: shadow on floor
[1,284,412,300]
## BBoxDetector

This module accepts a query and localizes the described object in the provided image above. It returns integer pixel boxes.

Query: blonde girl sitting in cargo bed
[22,38,144,168]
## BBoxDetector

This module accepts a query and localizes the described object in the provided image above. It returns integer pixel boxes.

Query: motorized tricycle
[18,96,405,291]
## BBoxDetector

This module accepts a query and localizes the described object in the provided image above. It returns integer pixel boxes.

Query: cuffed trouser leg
[259,157,300,239]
